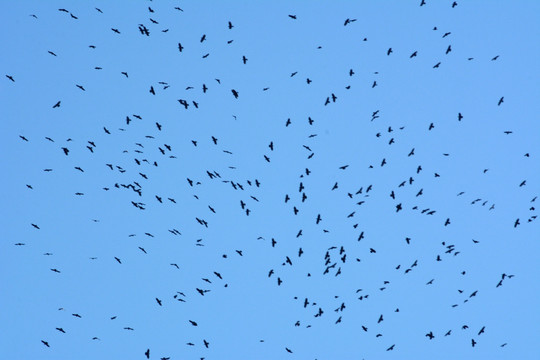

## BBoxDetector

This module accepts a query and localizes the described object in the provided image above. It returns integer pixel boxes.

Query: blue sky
[1,1,539,359]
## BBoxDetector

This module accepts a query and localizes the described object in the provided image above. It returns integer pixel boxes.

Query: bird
[498,96,504,106]
[53,101,61,108]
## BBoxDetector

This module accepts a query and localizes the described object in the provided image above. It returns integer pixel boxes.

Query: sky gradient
[1,1,539,359]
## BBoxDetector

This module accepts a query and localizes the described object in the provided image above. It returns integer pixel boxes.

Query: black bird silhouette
[41,340,50,347]
[145,349,150,359]
[156,298,162,306]
[6,74,15,82]
[498,96,504,106]
[231,89,239,98]
[288,15,297,19]
[53,101,61,108]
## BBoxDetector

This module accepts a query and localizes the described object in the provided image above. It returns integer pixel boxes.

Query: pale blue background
[1,1,539,359]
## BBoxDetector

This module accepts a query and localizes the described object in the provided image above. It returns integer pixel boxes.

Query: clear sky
[1,1,539,359]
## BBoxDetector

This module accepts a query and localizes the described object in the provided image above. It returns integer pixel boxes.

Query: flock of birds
[4,2,538,359]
